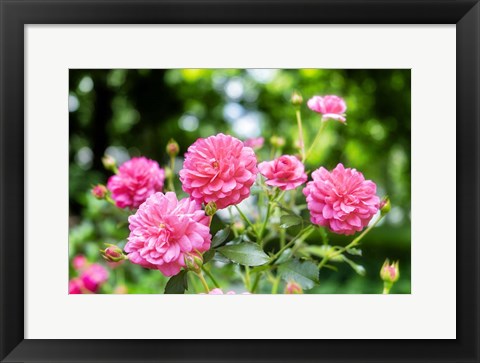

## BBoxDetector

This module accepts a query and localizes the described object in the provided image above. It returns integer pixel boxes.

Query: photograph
[68,68,411,295]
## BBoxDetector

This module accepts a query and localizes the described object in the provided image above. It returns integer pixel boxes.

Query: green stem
[105,195,116,206]
[271,276,280,294]
[234,205,256,233]
[304,121,327,163]
[168,155,175,192]
[269,225,314,265]
[382,281,393,294]
[202,266,220,288]
[280,227,286,249]
[295,109,306,161]
[270,146,277,160]
[318,214,385,270]
[258,201,272,245]
[195,271,210,293]
[245,266,252,291]
[188,273,199,294]
[251,273,261,293]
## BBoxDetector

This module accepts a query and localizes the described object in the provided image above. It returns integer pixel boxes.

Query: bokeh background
[69,69,411,294]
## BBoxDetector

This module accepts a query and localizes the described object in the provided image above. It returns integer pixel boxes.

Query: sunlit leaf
[280,214,303,229]
[278,259,319,290]
[217,242,270,266]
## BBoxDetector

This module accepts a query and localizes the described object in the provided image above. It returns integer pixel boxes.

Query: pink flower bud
[72,255,88,271]
[291,91,303,106]
[166,139,180,157]
[102,155,117,172]
[380,196,391,216]
[284,281,303,294]
[204,201,217,216]
[232,221,245,234]
[184,253,203,273]
[91,184,108,199]
[101,244,126,263]
[380,259,400,283]
[114,285,128,294]
[270,135,286,148]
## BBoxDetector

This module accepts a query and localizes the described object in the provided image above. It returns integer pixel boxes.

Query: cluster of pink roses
[69,255,109,294]
[90,94,380,283]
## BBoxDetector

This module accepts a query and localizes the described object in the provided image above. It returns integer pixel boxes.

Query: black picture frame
[1,1,479,362]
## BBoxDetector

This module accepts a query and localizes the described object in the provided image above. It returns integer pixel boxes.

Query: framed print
[67,67,411,297]
[1,1,479,362]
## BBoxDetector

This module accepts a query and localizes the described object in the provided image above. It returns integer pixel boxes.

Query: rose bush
[71,91,399,295]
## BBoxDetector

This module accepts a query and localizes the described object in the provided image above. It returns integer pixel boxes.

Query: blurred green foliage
[69,69,411,294]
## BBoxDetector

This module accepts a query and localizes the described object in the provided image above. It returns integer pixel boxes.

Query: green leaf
[280,214,303,229]
[278,259,319,290]
[275,248,292,264]
[346,248,362,256]
[249,264,273,274]
[164,270,188,294]
[213,253,231,264]
[217,242,270,266]
[211,226,231,248]
[203,249,215,264]
[341,256,366,276]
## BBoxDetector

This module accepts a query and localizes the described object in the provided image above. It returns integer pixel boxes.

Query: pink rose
[81,263,109,293]
[91,184,107,199]
[125,192,211,277]
[258,155,307,191]
[303,163,380,235]
[243,137,264,150]
[179,133,258,209]
[69,278,85,294]
[307,95,347,122]
[107,157,165,209]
